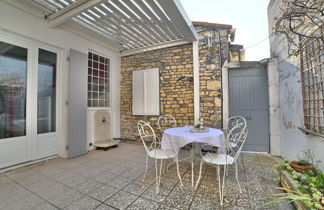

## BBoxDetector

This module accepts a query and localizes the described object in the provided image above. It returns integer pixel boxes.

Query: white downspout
[222,60,229,130]
[193,41,200,124]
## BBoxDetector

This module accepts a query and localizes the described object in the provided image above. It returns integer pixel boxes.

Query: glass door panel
[0,42,27,139]
[37,49,57,134]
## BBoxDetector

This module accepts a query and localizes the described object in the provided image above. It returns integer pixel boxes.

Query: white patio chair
[137,120,183,194]
[226,116,247,148]
[157,115,177,134]
[195,123,248,205]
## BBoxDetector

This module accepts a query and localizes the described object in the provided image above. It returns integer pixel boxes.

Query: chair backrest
[227,123,248,161]
[137,120,159,154]
[157,115,177,133]
[227,116,247,133]
[226,116,247,140]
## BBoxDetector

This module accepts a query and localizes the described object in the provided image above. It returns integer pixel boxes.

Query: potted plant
[290,149,316,172]
[273,152,324,209]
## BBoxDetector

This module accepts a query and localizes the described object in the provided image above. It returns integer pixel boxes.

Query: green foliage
[297,149,315,166]
[275,158,324,209]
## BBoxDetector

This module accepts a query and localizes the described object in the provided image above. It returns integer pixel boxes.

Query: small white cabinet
[132,68,160,115]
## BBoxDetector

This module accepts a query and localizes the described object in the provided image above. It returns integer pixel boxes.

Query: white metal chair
[226,116,247,148]
[195,123,248,205]
[157,115,177,134]
[137,120,183,194]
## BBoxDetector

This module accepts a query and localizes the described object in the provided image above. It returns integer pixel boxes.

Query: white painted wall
[267,58,281,156]
[0,1,121,158]
[268,0,324,170]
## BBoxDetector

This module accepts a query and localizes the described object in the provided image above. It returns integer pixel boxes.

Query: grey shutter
[68,49,88,158]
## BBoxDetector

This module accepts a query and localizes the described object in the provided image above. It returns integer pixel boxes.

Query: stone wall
[196,26,230,128]
[120,24,231,140]
[120,44,194,140]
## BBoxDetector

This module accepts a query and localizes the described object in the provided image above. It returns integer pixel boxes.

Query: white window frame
[0,31,62,163]
[87,50,111,108]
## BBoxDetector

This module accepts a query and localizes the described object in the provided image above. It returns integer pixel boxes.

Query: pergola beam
[158,0,198,42]
[29,0,198,51]
[47,0,104,27]
[120,39,190,56]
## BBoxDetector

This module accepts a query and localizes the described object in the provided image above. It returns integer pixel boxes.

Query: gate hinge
[65,145,69,150]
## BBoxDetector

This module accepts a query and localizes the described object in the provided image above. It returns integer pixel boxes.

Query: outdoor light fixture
[205,36,213,48]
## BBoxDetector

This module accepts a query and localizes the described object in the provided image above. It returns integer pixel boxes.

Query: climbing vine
[274,0,324,55]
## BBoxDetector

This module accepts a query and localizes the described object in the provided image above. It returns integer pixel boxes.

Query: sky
[180,0,271,61]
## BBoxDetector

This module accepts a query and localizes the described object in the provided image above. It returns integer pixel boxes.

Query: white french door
[0,34,59,169]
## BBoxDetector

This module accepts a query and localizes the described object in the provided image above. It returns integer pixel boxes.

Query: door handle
[245,117,252,120]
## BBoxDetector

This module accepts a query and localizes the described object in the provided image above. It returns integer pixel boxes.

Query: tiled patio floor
[0,143,293,210]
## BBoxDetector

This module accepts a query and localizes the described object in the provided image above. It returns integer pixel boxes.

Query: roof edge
[192,21,233,29]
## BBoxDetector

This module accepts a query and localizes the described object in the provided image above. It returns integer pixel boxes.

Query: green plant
[274,158,324,209]
[296,149,315,166]
[269,187,322,209]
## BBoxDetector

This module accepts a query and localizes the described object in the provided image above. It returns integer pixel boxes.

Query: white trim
[193,41,200,124]
[87,107,113,111]
[120,39,190,57]
[87,49,112,109]
[0,34,33,168]
[0,31,62,167]
[222,60,229,130]
[34,45,61,160]
[267,58,281,156]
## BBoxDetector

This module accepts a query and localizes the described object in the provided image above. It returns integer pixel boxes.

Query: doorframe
[0,30,64,166]
[31,43,62,160]
[222,60,281,155]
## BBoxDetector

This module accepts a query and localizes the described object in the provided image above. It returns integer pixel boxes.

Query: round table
[161,127,226,186]
[161,127,226,153]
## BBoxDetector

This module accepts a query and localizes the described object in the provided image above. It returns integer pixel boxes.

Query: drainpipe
[193,41,200,125]
[213,29,224,129]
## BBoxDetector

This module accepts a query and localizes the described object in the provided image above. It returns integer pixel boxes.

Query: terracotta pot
[290,161,315,172]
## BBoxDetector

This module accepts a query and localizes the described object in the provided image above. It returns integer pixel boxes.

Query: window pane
[0,42,27,139]
[37,49,56,134]
[87,52,110,108]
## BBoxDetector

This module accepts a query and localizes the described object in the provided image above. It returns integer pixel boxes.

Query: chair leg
[195,160,204,190]
[143,155,148,180]
[158,159,163,186]
[217,165,222,205]
[235,162,242,193]
[175,157,183,186]
[155,158,159,194]
[225,164,229,176]
[220,165,227,206]
[191,146,194,187]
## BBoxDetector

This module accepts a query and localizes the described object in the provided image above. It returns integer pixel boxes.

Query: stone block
[206,80,220,90]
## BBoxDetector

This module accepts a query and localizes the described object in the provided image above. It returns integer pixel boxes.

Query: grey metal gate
[229,66,269,152]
